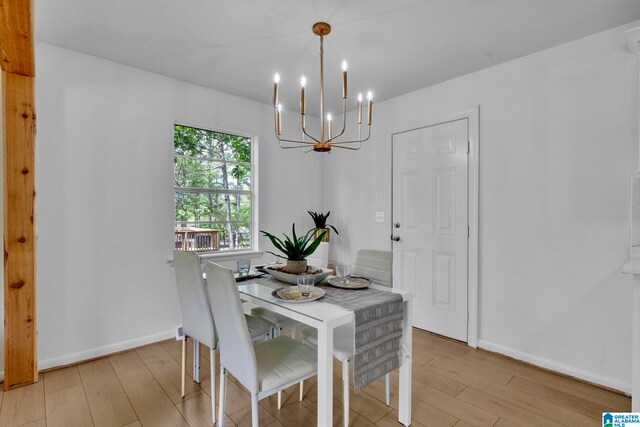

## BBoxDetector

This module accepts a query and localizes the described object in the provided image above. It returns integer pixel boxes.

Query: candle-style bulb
[367,91,373,101]
[327,113,332,122]
[342,61,348,98]
[300,78,306,115]
[273,74,280,108]
[358,93,363,102]
[276,103,282,135]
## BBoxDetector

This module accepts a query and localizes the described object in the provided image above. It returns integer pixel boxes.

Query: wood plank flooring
[0,329,629,426]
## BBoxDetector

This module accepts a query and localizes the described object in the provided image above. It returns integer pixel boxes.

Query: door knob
[390,235,401,242]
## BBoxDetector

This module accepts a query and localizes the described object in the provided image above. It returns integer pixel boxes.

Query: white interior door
[392,119,469,342]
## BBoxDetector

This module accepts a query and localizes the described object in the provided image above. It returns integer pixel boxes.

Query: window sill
[167,250,264,266]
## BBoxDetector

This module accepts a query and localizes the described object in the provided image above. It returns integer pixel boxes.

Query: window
[174,125,254,253]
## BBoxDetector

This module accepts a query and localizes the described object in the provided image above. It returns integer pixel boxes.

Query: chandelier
[273,22,372,152]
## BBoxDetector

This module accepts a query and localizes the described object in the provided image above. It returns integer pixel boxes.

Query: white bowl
[264,265,333,285]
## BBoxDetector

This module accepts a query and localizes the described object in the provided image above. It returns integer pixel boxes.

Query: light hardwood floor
[0,329,629,426]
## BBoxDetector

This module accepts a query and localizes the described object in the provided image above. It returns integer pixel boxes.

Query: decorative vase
[286,259,308,274]
[314,228,330,243]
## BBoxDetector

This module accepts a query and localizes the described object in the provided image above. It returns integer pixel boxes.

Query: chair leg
[299,380,304,401]
[251,394,259,427]
[277,390,282,409]
[181,337,186,398]
[210,348,216,424]
[343,359,350,427]
[193,338,200,383]
[218,365,226,426]
[384,373,390,406]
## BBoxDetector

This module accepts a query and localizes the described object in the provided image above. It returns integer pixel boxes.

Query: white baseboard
[0,329,175,381]
[39,329,176,372]
[478,339,631,395]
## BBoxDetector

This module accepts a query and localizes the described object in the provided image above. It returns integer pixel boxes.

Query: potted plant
[261,224,327,274]
[308,211,339,243]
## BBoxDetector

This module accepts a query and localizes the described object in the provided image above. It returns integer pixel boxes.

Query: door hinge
[467,225,470,239]
[467,140,470,154]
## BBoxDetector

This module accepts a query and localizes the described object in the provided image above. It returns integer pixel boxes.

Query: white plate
[264,266,332,285]
[272,286,325,303]
[327,276,370,289]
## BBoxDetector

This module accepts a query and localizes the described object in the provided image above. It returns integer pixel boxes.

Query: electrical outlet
[375,212,384,223]
[175,325,185,340]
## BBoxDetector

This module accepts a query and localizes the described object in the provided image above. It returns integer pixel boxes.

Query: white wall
[323,22,639,392]
[34,42,324,369]
[27,19,640,392]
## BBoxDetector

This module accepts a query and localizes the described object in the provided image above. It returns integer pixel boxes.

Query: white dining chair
[205,261,318,427]
[299,249,393,427]
[173,251,270,424]
[352,249,393,287]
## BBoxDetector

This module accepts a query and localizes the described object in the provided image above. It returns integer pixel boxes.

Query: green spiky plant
[308,211,339,235]
[260,224,327,261]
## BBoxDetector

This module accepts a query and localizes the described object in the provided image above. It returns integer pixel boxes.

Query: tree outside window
[174,125,253,252]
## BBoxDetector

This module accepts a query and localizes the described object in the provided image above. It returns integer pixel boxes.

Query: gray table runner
[253,276,404,389]
[319,284,403,389]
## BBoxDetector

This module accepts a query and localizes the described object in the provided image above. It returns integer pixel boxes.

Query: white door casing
[392,117,470,342]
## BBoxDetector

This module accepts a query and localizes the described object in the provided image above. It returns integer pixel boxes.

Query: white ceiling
[36,0,640,117]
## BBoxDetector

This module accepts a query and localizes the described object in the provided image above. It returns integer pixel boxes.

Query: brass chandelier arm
[279,142,313,149]
[329,125,372,145]
[332,142,362,150]
[273,113,317,145]
[325,98,348,143]
[276,136,315,146]
[301,116,322,144]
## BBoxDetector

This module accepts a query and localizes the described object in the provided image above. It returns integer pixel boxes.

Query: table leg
[398,299,412,426]
[317,324,334,427]
[193,339,200,383]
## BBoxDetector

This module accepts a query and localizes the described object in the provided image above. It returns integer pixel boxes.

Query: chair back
[307,242,329,269]
[353,249,393,288]
[173,251,216,348]
[204,262,259,393]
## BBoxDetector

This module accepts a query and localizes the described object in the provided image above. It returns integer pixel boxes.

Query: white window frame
[173,122,259,259]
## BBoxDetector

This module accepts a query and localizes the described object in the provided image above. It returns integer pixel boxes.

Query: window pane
[174,125,250,163]
[175,192,226,223]
[221,222,251,250]
[174,223,221,252]
[229,194,251,222]
[174,158,250,190]
[174,222,251,252]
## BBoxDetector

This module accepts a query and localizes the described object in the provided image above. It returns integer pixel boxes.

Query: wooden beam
[0,0,35,76]
[3,70,37,390]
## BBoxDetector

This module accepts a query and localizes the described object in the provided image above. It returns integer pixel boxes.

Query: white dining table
[237,280,413,427]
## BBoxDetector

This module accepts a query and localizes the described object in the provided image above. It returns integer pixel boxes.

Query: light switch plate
[375,212,384,223]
